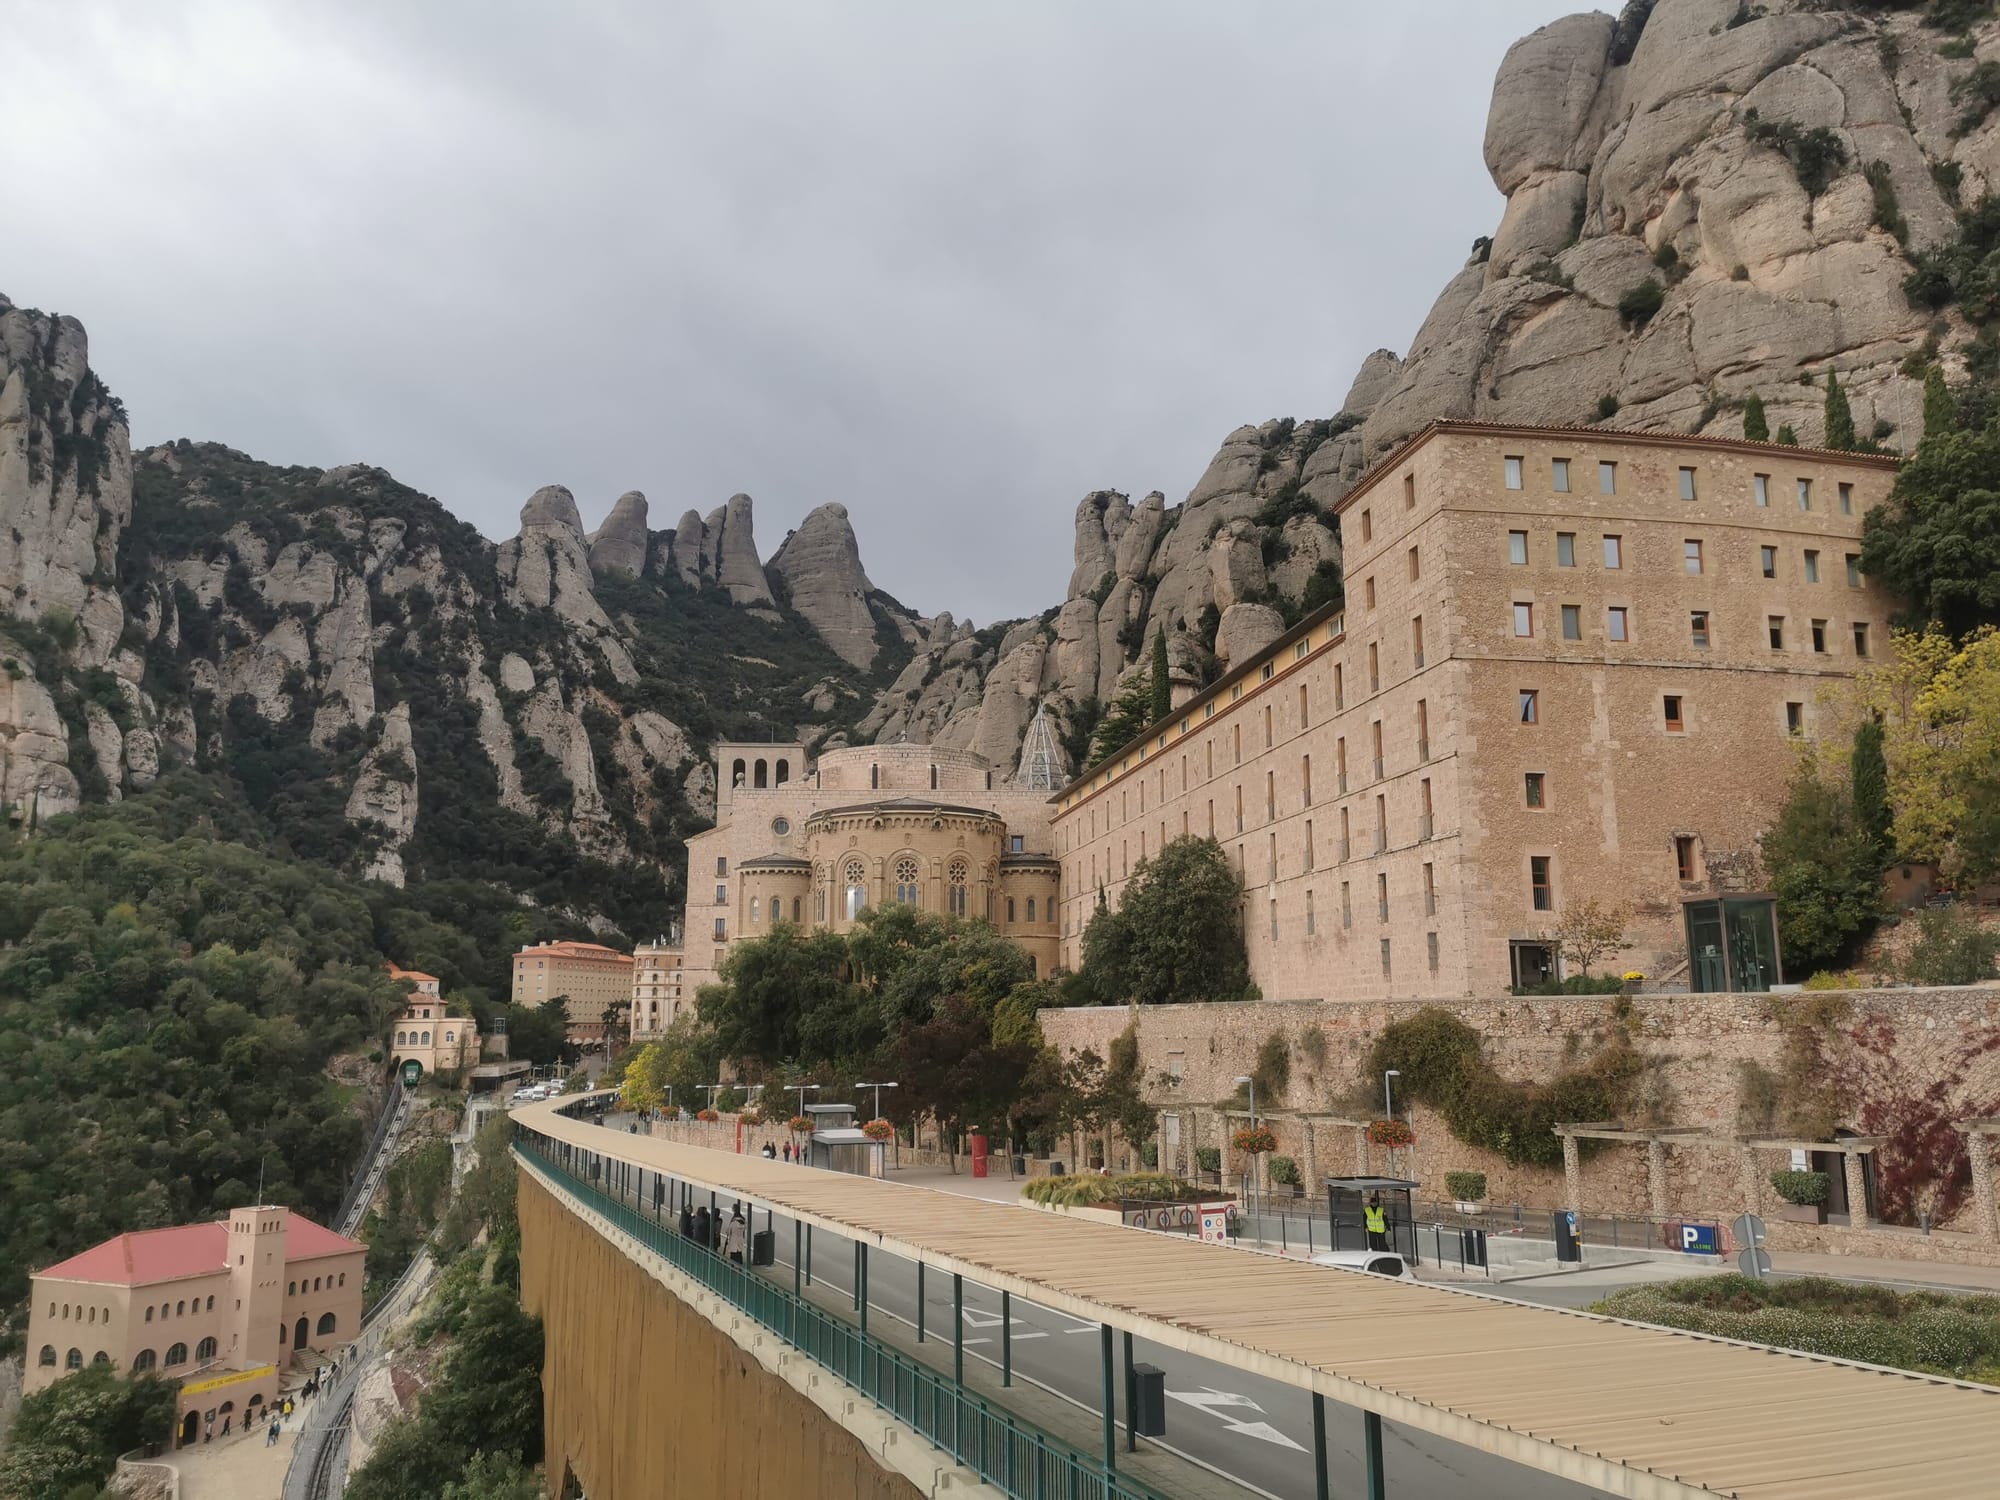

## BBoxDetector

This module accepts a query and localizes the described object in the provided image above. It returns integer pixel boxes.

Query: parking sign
[1677,1222,1720,1255]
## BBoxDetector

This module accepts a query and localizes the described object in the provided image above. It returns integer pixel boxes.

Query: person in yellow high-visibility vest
[1364,1194,1388,1251]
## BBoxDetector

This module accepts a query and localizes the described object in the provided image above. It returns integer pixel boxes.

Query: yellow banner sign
[180,1364,275,1398]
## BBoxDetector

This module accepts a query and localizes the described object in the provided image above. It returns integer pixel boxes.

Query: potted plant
[1366,1118,1415,1148]
[1268,1155,1302,1198]
[1771,1168,1831,1223]
[696,1107,720,1122]
[1445,1171,1487,1213]
[1620,970,1646,996]
[861,1118,895,1141]
[788,1114,815,1136]
[1195,1146,1221,1185]
[1232,1124,1278,1156]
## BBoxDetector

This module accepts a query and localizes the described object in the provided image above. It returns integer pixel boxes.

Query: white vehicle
[1309,1250,1417,1281]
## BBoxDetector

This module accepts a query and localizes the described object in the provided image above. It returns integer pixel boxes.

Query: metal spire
[1015,702,1066,791]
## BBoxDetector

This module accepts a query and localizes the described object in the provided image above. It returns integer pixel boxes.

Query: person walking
[782,1140,792,1163]
[1364,1194,1389,1252]
[267,1420,281,1448]
[679,1202,694,1239]
[221,1414,231,1438]
[761,1141,776,1160]
[693,1204,712,1249]
[723,1206,748,1263]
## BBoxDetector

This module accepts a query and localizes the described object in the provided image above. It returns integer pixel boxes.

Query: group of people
[760,1139,809,1164]
[678,1201,752,1261]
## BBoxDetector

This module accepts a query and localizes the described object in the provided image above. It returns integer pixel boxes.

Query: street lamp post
[1233,1074,1256,1228]
[700,1083,725,1116]
[854,1080,898,1120]
[1383,1069,1400,1126]
[784,1083,821,1120]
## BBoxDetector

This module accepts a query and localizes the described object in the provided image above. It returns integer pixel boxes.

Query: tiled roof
[36,1213,364,1286]
[516,942,632,963]
[387,963,440,984]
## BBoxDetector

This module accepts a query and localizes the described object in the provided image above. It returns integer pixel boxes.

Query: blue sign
[1678,1222,1720,1255]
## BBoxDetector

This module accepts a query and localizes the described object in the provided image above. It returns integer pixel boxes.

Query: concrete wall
[519,1172,926,1500]
[1038,985,2000,1259]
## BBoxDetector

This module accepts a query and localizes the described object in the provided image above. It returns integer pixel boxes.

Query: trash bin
[1049,1161,1066,1176]
[1553,1209,1581,1264]
[1461,1227,1488,1269]
[1012,1155,1028,1176]
[1131,1365,1167,1437]
[752,1228,775,1267]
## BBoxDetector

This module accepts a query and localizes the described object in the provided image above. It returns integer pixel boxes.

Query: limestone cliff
[883,0,2000,778]
[768,503,883,669]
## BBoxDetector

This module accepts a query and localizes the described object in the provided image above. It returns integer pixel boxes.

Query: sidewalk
[1769,1248,2000,1293]
[163,1417,299,1500]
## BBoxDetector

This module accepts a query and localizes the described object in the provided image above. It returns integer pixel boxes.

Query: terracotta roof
[386,964,440,984]
[516,942,633,964]
[36,1213,364,1286]
[807,797,1001,822]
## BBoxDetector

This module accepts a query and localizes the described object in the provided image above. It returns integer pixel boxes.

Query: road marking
[1167,1387,1308,1452]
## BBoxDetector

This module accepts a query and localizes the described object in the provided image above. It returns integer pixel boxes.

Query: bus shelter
[1324,1176,1420,1263]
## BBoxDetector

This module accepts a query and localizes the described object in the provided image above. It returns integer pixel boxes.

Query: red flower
[861,1118,894,1141]
[1232,1125,1277,1154]
[1366,1118,1414,1147]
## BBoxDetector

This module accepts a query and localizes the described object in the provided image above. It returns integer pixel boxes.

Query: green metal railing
[516,1128,1172,1500]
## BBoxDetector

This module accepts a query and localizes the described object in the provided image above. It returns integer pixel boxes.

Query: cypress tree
[1776,424,1799,446]
[1824,370,1857,450]
[1743,392,1770,442]
[1149,628,1171,722]
[1851,717,1892,862]
[1922,365,1957,440]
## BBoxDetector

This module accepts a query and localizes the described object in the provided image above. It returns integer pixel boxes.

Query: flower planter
[1454,1200,1486,1216]
[1777,1202,1828,1224]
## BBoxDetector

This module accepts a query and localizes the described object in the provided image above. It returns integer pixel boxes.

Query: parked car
[1309,1250,1416,1281]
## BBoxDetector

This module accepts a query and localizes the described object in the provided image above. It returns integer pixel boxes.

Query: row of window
[1509,601,1873,657]
[1501,454,1855,513]
[287,1274,343,1295]
[1508,528,1864,585]
[37,1338,217,1371]
[394,1029,455,1046]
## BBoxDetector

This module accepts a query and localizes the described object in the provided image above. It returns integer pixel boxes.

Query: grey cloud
[5,0,1562,623]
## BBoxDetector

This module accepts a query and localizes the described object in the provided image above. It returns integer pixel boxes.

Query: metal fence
[517,1129,1170,1500]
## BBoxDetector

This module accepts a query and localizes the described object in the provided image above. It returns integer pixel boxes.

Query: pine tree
[1824,370,1857,450]
[1149,628,1171,722]
[1743,392,1770,442]
[1776,424,1799,446]
[1851,717,1892,862]
[1923,365,1957,441]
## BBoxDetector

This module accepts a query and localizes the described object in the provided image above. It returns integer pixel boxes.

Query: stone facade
[1052,423,1900,999]
[512,941,636,1047]
[630,938,685,1042]
[681,742,1060,995]
[1038,982,2000,1260]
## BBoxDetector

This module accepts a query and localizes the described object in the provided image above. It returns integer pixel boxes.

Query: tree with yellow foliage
[1858,626,2000,883]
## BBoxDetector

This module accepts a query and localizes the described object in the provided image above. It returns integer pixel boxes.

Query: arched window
[338,1274,345,1287]
[750,897,760,924]
[92,1351,110,1366]
[165,1343,187,1367]
[791,897,801,923]
[1027,897,1037,922]
[87,1307,95,1324]
[278,1325,286,1345]
[317,1312,337,1336]
[421,1031,430,1044]
[196,1336,217,1361]
[287,1282,295,1297]
[776,758,790,784]
[947,863,968,917]
[754,758,768,788]
[894,857,920,906]
[731,757,746,788]
[145,1306,153,1323]
[845,860,867,920]
[60,1304,68,1320]
[313,1277,321,1292]
[175,1301,185,1317]
[930,764,938,790]
[445,1030,455,1042]
[37,1346,54,1367]
[816,884,827,922]
[65,1348,82,1370]
[206,1296,214,1311]
[1007,897,1017,923]
[133,1349,156,1372]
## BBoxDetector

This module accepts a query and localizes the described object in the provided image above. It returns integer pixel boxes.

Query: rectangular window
[1786,701,1805,736]
[1811,619,1827,653]
[1368,643,1380,691]
[1684,539,1704,575]
[1599,461,1617,495]
[1306,889,1316,934]
[1664,695,1685,733]
[1603,534,1622,569]
[1427,931,1440,973]
[716,856,728,877]
[1298,683,1308,725]
[1423,861,1436,916]
[1508,529,1528,565]
[715,883,727,905]
[1361,507,1373,542]
[1411,615,1425,667]
[1676,835,1697,882]
[1333,664,1344,710]
[1304,819,1314,872]
[1804,549,1820,583]
[1513,602,1534,637]
[1552,457,1570,492]
[713,917,727,940]
[1504,456,1524,490]
[1561,604,1581,641]
[1302,755,1312,806]
[1269,899,1278,940]
[1839,481,1853,515]
[1365,576,1377,610]
[1604,605,1627,642]
[1525,771,1545,808]
[1342,881,1352,928]
[1556,532,1576,568]
[1530,855,1553,911]
[1846,554,1862,588]
[1853,622,1870,657]
[1403,473,1416,509]
[1768,616,1785,650]
[1381,937,1393,977]
[1754,473,1770,507]
[1377,872,1389,922]
[1679,466,1697,500]
[1519,689,1539,724]
[1408,545,1420,581]
[1690,610,1710,648]
[1761,545,1777,579]
[1797,478,1812,511]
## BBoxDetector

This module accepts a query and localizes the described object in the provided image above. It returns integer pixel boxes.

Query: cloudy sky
[8,0,1562,624]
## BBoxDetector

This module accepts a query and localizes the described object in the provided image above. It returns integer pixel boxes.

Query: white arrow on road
[1166,1387,1307,1451]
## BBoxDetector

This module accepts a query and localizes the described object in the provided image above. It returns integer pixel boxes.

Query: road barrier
[517,1128,1172,1500]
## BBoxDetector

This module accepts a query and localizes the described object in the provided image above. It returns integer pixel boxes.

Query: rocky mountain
[883,0,2000,772]
[9,0,2000,937]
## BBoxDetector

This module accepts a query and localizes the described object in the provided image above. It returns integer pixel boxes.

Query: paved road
[668,1190,1606,1500]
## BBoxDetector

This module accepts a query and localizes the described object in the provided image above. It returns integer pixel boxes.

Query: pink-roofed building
[387,964,473,1079]
[26,1206,365,1446]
